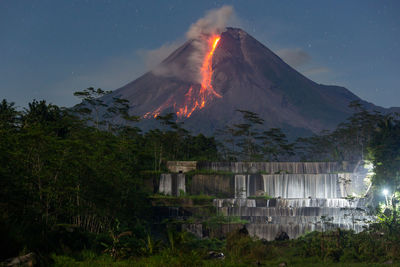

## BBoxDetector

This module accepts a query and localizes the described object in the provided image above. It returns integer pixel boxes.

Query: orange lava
[200,36,221,97]
[144,35,222,119]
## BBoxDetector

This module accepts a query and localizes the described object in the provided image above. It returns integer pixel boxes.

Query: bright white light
[383,189,389,196]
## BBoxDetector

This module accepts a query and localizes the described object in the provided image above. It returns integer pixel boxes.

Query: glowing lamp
[383,189,389,196]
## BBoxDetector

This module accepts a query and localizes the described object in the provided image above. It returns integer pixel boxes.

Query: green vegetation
[1,92,400,265]
[368,114,400,218]
[0,92,219,264]
[48,221,400,266]
[247,194,272,200]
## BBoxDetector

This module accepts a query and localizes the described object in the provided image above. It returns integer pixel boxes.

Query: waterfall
[214,198,366,208]
[233,173,360,199]
[213,197,371,240]
[224,206,364,217]
[235,175,247,198]
[159,161,371,241]
[159,173,185,196]
[197,161,352,174]
[233,174,265,198]
[177,173,186,196]
[159,174,172,195]
[262,174,345,198]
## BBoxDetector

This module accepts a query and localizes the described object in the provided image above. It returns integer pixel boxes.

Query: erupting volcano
[104,27,399,137]
[144,35,222,119]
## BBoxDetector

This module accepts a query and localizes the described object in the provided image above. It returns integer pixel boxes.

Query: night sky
[1,0,399,108]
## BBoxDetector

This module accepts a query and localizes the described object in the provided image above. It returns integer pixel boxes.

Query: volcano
[105,28,399,136]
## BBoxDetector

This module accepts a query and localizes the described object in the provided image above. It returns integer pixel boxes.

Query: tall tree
[260,128,294,161]
[232,109,264,161]
[73,87,111,129]
[0,99,19,130]
[296,101,384,162]
[368,114,400,214]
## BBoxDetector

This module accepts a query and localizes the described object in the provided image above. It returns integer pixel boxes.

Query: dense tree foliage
[296,101,400,222]
[368,114,400,192]
[1,92,399,265]
[367,114,400,225]
[0,94,218,261]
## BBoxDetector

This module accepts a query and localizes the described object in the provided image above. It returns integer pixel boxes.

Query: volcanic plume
[105,26,399,137]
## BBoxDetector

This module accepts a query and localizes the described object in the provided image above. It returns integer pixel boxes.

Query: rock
[275,231,289,241]
[279,262,287,267]
[208,251,225,260]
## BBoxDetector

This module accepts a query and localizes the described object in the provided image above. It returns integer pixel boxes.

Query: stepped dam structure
[156,161,372,240]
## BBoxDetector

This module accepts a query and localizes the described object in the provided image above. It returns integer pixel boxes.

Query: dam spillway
[233,174,346,199]
[157,161,371,240]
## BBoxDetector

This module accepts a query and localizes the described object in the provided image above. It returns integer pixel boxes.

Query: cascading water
[234,175,247,199]
[159,161,371,241]
[197,161,353,174]
[218,162,370,240]
[159,173,186,196]
[261,174,345,198]
[159,174,172,195]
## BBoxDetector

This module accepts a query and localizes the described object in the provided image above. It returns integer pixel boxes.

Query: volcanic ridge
[105,28,399,137]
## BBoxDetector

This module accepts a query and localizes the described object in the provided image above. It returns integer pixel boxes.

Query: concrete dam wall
[196,161,353,174]
[158,161,370,240]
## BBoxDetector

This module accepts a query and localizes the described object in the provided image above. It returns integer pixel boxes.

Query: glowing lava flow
[144,35,222,119]
[200,36,222,100]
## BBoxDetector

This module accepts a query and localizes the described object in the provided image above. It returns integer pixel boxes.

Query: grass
[52,251,398,267]
[48,224,400,266]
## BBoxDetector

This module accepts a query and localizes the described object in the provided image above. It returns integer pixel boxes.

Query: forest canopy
[0,91,399,265]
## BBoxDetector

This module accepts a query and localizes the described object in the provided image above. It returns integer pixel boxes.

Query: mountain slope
[106,27,398,136]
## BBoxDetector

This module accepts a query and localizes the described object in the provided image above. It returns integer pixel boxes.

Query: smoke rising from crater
[186,5,234,83]
[152,5,235,83]
[186,5,234,40]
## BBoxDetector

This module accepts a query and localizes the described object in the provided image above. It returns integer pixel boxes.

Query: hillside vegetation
[1,91,399,266]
